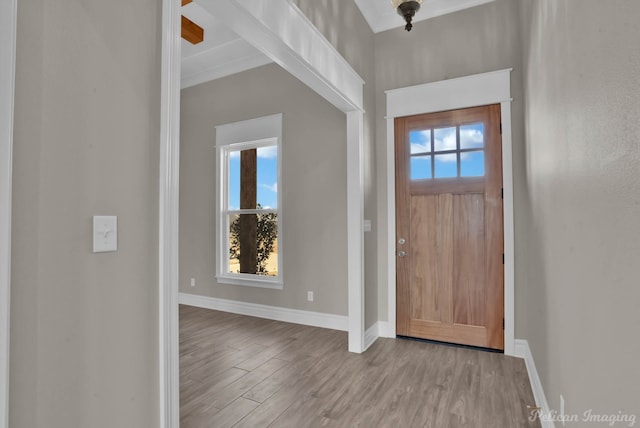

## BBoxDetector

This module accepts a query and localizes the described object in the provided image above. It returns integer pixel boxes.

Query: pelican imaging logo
[528,406,636,426]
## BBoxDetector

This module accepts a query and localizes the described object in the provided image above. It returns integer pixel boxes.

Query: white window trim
[215,114,283,289]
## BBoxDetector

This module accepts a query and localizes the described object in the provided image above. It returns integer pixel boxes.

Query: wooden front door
[395,104,504,350]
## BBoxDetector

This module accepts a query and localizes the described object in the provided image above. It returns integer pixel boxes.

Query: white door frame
[384,69,516,355]
[0,0,17,426]
[159,0,366,426]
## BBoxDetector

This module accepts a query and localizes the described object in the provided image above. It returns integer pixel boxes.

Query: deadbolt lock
[398,250,407,257]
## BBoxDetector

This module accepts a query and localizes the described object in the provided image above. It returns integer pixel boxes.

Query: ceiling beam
[196,0,363,112]
[181,15,204,44]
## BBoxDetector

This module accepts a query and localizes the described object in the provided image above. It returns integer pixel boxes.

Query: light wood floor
[180,305,540,427]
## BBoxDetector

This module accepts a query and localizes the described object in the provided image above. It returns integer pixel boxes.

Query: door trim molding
[384,69,515,355]
[0,0,17,426]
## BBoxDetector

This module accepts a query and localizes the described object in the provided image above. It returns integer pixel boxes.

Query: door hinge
[500,123,502,135]
[501,188,504,199]
[502,253,505,264]
[503,318,505,329]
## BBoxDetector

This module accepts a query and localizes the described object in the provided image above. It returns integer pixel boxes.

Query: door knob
[398,250,407,257]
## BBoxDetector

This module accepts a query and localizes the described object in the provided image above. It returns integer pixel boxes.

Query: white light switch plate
[93,216,117,253]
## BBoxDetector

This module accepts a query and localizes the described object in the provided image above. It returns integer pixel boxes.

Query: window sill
[216,274,283,290]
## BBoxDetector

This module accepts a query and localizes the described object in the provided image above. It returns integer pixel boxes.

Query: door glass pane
[434,127,456,152]
[228,213,278,276]
[410,130,431,154]
[411,155,432,180]
[460,151,485,177]
[460,123,484,149]
[434,154,457,178]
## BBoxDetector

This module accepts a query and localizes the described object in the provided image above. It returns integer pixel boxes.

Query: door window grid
[410,123,485,179]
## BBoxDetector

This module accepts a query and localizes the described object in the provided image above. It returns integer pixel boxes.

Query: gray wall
[10,1,160,427]
[518,0,640,416]
[180,64,348,315]
[290,0,379,328]
[373,0,526,325]
[11,0,639,425]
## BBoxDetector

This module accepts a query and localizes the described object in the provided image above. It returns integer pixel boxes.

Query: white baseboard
[364,322,379,351]
[179,292,348,332]
[364,321,396,351]
[514,339,555,428]
[377,321,394,338]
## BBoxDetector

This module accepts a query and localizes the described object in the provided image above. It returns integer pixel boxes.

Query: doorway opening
[160,1,366,425]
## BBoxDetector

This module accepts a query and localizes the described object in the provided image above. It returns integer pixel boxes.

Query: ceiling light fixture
[391,0,423,32]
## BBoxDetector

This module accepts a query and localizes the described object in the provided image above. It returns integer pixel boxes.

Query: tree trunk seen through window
[239,149,258,274]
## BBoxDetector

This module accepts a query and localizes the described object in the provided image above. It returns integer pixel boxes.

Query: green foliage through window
[229,205,277,275]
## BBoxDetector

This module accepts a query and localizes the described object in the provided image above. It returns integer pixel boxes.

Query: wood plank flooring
[180,305,540,427]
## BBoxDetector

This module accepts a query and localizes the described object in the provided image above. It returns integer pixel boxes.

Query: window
[410,122,485,180]
[216,114,283,288]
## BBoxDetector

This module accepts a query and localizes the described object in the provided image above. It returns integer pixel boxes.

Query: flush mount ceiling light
[391,0,423,31]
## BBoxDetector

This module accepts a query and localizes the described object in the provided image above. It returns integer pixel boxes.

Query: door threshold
[396,335,504,354]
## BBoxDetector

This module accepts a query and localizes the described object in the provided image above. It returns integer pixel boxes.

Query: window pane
[460,123,484,149]
[434,153,457,178]
[434,127,456,152]
[229,145,278,210]
[410,130,431,154]
[228,151,240,210]
[460,151,485,177]
[256,145,278,209]
[228,213,278,276]
[411,155,431,180]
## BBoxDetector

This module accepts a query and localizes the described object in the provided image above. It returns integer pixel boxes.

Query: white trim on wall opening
[0,0,17,426]
[159,0,181,426]
[383,69,516,356]
[161,0,365,426]
[347,110,365,353]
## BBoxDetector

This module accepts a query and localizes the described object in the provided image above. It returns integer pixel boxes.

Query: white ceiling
[180,2,271,89]
[181,0,496,88]
[355,0,495,33]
